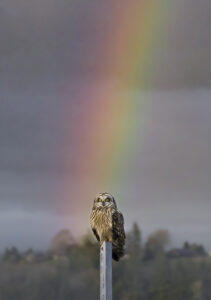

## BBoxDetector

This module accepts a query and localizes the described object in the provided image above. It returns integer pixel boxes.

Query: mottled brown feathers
[112,210,126,261]
[90,193,125,261]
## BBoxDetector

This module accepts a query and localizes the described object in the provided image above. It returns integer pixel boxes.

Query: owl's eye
[105,198,110,202]
[97,198,102,202]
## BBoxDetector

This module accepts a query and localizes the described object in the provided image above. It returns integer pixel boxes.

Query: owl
[90,192,126,261]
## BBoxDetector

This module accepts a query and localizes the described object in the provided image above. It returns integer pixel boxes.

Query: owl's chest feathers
[93,208,113,228]
[92,208,114,241]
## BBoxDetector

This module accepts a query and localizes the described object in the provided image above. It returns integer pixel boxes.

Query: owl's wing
[112,210,126,240]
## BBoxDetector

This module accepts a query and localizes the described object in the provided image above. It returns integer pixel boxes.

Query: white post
[100,242,112,300]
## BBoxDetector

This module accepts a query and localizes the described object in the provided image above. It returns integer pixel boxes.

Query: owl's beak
[102,201,105,206]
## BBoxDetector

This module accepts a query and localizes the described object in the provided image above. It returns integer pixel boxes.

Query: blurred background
[0,0,211,299]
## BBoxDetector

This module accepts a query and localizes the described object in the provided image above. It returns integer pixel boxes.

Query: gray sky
[0,0,211,89]
[0,0,211,250]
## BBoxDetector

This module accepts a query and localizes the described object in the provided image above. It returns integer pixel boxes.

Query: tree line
[0,223,210,300]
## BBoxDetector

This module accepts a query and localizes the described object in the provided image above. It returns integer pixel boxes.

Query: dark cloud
[150,0,211,88]
[0,0,111,89]
[0,0,211,89]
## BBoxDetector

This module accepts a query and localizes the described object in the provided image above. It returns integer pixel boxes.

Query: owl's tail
[112,238,125,261]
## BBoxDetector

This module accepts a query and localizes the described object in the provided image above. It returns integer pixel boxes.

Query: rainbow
[65,0,167,217]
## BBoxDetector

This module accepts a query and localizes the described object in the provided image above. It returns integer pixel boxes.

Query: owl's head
[93,192,117,209]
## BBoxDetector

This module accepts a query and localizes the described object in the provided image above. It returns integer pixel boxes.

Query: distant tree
[76,231,99,269]
[183,242,207,256]
[127,222,142,259]
[2,247,21,263]
[50,229,74,256]
[191,244,206,256]
[22,248,35,263]
[196,245,206,256]
[184,241,191,250]
[144,230,170,260]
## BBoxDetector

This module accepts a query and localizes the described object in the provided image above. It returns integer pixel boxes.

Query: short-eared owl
[90,192,125,261]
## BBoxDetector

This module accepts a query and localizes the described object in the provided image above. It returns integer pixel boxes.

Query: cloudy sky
[0,0,211,250]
